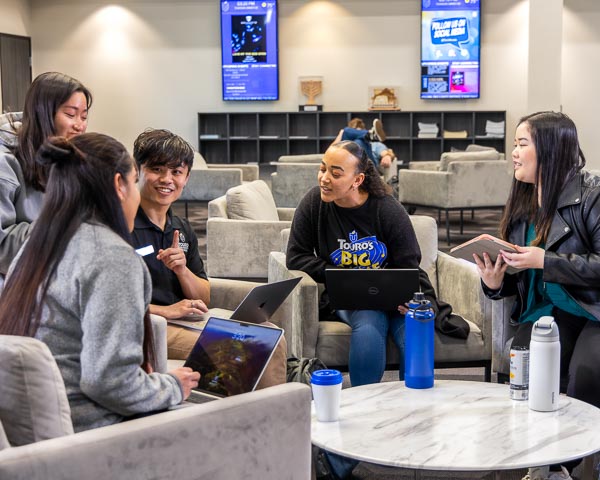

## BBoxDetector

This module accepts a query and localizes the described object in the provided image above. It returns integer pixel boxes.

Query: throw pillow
[0,335,73,446]
[226,180,279,221]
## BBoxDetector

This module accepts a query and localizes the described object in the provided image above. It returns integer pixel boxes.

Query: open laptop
[168,277,301,330]
[183,317,283,403]
[325,268,419,311]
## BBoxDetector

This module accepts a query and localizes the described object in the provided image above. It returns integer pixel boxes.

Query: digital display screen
[421,0,481,99]
[220,1,279,101]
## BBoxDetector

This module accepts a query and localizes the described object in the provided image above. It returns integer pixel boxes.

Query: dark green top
[521,223,595,323]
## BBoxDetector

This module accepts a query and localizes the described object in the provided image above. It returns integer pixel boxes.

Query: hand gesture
[169,366,200,400]
[160,299,208,319]
[501,246,545,270]
[473,251,508,290]
[157,230,186,274]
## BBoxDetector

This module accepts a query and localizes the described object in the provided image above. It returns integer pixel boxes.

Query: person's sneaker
[370,119,387,142]
[522,466,572,480]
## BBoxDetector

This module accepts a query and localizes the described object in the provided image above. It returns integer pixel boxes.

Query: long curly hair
[331,140,391,197]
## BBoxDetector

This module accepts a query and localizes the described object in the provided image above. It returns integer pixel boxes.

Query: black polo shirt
[131,207,207,306]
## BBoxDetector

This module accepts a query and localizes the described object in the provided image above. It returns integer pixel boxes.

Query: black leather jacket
[484,171,600,322]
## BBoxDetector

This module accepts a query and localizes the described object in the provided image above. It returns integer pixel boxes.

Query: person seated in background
[0,72,92,283]
[334,117,396,174]
[475,112,600,480]
[131,128,286,387]
[0,133,199,432]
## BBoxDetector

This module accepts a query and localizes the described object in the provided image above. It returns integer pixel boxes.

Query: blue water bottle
[404,292,435,389]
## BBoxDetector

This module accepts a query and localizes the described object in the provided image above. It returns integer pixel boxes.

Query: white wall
[25,0,526,155]
[562,0,600,168]
[1,0,593,168]
[0,0,30,35]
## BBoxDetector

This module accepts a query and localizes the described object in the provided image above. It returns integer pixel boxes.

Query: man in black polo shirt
[131,129,286,387]
[131,129,210,360]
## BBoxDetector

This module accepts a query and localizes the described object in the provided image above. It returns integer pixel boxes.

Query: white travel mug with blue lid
[311,369,343,422]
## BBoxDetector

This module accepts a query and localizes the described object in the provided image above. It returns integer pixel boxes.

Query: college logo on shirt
[330,230,387,268]
[177,232,189,253]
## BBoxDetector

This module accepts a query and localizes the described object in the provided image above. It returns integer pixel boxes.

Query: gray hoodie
[0,112,44,275]
[33,222,183,431]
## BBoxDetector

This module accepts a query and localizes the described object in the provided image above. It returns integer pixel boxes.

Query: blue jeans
[325,310,405,479]
[340,128,376,163]
[336,309,406,386]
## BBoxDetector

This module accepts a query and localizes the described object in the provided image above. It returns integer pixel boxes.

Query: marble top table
[311,380,600,472]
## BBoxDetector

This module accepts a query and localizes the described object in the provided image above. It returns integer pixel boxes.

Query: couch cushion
[315,318,485,368]
[193,151,208,170]
[439,150,501,171]
[409,215,438,293]
[0,421,9,451]
[0,335,73,446]
[465,144,497,153]
[278,154,323,164]
[226,180,279,221]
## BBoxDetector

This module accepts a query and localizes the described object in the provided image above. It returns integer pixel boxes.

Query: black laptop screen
[184,317,282,397]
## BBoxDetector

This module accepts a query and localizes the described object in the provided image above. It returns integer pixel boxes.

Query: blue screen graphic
[221,1,279,101]
[421,0,480,99]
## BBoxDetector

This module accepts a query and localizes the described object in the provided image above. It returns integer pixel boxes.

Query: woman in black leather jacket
[475,112,600,479]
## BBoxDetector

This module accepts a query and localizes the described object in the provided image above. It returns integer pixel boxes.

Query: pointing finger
[171,230,179,249]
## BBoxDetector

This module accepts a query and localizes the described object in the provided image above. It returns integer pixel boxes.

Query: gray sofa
[270,153,398,208]
[206,180,294,279]
[0,333,312,480]
[176,152,259,216]
[268,215,493,379]
[399,149,512,244]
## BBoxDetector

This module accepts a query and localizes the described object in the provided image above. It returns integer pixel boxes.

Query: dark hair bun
[36,136,82,167]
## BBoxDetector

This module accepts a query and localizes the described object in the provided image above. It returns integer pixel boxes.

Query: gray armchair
[399,149,512,244]
[270,153,397,208]
[268,215,493,380]
[206,180,294,279]
[271,162,320,208]
[0,334,312,480]
[176,152,259,216]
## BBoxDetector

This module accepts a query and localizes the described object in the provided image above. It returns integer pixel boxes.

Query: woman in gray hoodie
[0,133,199,431]
[0,72,91,279]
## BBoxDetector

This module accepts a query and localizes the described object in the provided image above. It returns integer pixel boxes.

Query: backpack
[286,356,327,385]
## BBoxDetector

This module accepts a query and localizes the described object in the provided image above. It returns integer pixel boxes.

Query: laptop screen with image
[183,317,283,398]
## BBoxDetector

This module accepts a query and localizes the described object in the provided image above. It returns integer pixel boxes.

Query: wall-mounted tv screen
[421,0,480,99]
[220,0,279,101]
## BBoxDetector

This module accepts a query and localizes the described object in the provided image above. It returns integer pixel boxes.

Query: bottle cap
[531,316,559,342]
[413,292,425,302]
[311,369,343,386]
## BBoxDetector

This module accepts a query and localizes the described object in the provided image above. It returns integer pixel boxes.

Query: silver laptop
[184,317,283,404]
[325,268,419,311]
[168,277,301,330]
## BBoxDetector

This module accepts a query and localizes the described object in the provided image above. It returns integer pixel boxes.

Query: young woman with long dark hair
[475,112,600,480]
[0,72,92,278]
[0,133,199,432]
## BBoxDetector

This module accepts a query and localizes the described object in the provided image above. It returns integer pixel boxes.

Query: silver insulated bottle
[528,316,561,412]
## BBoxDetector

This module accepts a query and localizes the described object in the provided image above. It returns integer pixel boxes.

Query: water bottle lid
[408,291,432,310]
[531,316,559,342]
[311,369,343,386]
[413,292,426,302]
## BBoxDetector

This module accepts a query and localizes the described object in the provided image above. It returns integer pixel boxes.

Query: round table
[311,380,600,473]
